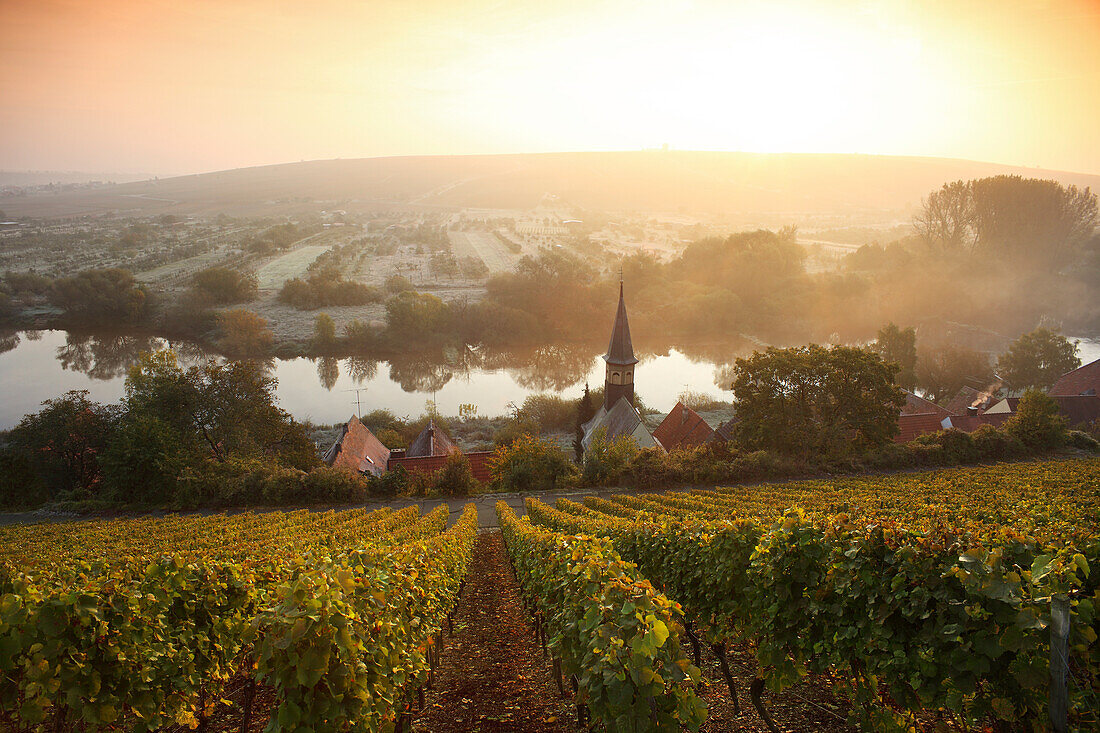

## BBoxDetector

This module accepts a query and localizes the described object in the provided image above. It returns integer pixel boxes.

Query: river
[0,330,742,430]
[2,330,1097,431]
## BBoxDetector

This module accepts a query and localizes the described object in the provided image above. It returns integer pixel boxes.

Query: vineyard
[516,458,1100,731]
[0,503,478,731]
[1,458,1097,731]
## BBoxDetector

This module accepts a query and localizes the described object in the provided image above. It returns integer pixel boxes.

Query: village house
[324,416,493,483]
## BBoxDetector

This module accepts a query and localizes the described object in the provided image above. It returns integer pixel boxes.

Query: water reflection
[0,330,19,355]
[55,331,166,380]
[14,328,1097,431]
[316,357,340,391]
[345,356,378,384]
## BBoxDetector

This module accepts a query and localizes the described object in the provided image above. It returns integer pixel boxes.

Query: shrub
[912,429,979,465]
[191,267,257,304]
[971,424,1025,460]
[432,453,479,497]
[518,394,577,432]
[384,274,415,294]
[492,417,540,447]
[488,434,578,492]
[302,466,367,504]
[366,465,409,497]
[261,467,309,504]
[626,447,687,490]
[1004,389,1069,449]
[1067,430,1099,451]
[582,430,640,486]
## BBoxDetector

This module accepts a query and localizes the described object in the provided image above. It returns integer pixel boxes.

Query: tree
[574,383,596,462]
[124,350,318,471]
[1004,389,1068,449]
[216,309,273,356]
[915,344,995,403]
[6,390,117,500]
[970,176,1097,267]
[914,180,975,253]
[996,328,1080,390]
[312,313,337,353]
[100,413,193,504]
[384,291,451,342]
[49,268,150,325]
[730,345,905,456]
[872,323,918,391]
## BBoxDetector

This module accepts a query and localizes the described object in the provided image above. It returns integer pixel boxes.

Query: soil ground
[412,530,574,732]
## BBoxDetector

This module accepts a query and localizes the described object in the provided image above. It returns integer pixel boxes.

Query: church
[580,280,662,453]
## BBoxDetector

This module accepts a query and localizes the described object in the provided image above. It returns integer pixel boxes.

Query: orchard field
[1,458,1097,731]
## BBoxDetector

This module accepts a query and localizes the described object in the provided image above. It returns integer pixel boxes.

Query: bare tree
[913,180,975,253]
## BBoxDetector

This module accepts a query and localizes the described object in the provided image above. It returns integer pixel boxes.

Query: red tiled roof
[653,402,714,450]
[901,391,955,418]
[943,412,1012,432]
[1049,359,1100,397]
[942,386,996,416]
[324,416,391,476]
[894,413,947,443]
[387,451,494,483]
[1053,395,1100,427]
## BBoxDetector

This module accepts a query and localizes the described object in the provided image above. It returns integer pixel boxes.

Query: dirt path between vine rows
[412,530,574,732]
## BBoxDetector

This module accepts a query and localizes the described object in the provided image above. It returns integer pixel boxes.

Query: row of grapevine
[496,501,706,731]
[0,502,477,731]
[529,458,1100,731]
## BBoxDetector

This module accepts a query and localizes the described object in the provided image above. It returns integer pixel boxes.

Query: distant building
[323,416,391,477]
[388,419,494,483]
[581,280,661,452]
[653,401,714,450]
[1049,358,1100,397]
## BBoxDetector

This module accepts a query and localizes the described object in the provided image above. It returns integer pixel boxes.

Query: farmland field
[254,240,330,289]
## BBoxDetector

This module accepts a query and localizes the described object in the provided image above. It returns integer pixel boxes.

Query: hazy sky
[2,0,1099,176]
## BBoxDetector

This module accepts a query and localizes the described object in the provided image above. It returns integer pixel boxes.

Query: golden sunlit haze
[2,0,1098,175]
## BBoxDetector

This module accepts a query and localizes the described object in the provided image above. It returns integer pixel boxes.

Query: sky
[1,0,1099,176]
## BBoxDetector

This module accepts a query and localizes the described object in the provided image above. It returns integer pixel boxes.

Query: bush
[1004,389,1069,450]
[912,429,979,465]
[582,430,640,486]
[432,453,479,497]
[971,424,1025,460]
[302,466,367,504]
[1067,430,1100,451]
[492,417,540,447]
[517,394,577,433]
[191,267,258,304]
[488,434,578,492]
[366,465,409,497]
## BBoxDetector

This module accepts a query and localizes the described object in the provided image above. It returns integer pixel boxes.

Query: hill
[3,151,1099,220]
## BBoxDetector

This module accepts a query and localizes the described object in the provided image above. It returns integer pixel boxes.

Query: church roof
[581,396,659,451]
[603,282,638,366]
[405,419,459,458]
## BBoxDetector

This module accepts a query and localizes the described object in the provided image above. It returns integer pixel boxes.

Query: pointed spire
[604,277,638,366]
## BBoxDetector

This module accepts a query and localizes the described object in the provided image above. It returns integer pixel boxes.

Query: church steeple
[602,275,637,409]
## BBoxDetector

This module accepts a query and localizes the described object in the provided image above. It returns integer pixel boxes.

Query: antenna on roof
[341,387,367,420]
